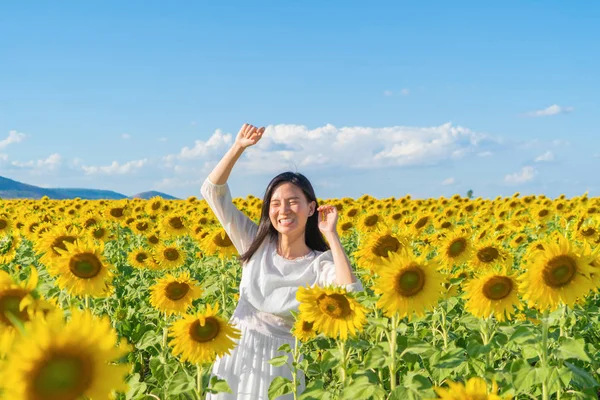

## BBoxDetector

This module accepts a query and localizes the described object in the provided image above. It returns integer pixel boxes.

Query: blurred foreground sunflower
[1,309,131,399]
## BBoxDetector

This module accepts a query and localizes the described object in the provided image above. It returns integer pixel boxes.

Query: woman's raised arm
[200,123,266,256]
[208,123,265,185]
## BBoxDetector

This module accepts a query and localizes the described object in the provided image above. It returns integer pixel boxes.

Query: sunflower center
[0,289,29,325]
[347,209,358,217]
[538,209,549,217]
[581,228,596,237]
[396,266,426,297]
[317,293,352,319]
[51,235,77,256]
[136,222,149,231]
[92,228,105,239]
[110,207,125,218]
[0,220,7,230]
[372,235,401,257]
[135,252,148,263]
[164,248,180,261]
[414,217,429,229]
[482,276,513,300]
[190,318,220,342]
[341,222,353,231]
[32,354,92,400]
[69,253,102,279]
[448,238,467,257]
[168,217,184,229]
[364,215,379,227]
[151,202,161,211]
[301,321,314,332]
[148,235,160,245]
[543,255,577,288]
[213,232,233,248]
[165,282,190,300]
[477,247,499,263]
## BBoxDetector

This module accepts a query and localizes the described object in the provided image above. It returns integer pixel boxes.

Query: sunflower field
[1,192,600,399]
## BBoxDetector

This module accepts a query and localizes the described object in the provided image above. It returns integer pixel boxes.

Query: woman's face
[269,182,315,235]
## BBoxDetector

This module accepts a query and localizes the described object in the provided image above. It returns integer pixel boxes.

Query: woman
[201,123,363,399]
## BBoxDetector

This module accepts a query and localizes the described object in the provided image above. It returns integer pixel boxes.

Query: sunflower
[296,285,367,341]
[79,212,104,229]
[336,216,356,238]
[519,235,596,310]
[470,238,513,272]
[145,196,164,216]
[292,318,317,342]
[87,222,113,243]
[1,309,131,399]
[131,218,155,235]
[434,377,507,400]
[410,214,433,237]
[36,223,82,265]
[200,227,238,259]
[152,242,186,270]
[0,267,39,330]
[357,211,382,233]
[0,234,21,264]
[127,248,155,269]
[49,239,114,298]
[437,229,473,270]
[104,200,131,222]
[353,228,407,273]
[160,214,189,237]
[149,271,203,316]
[0,213,13,235]
[574,219,600,243]
[169,303,241,364]
[372,249,445,320]
[509,231,528,250]
[463,264,522,322]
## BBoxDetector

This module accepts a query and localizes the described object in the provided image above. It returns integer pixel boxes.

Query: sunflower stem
[541,309,550,400]
[221,258,227,315]
[338,340,347,386]
[84,294,90,310]
[196,363,204,399]
[292,337,299,400]
[440,306,449,350]
[389,315,398,391]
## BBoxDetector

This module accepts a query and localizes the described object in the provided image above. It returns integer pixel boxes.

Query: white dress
[200,178,363,400]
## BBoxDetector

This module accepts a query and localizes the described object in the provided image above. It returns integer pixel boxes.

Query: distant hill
[130,191,179,200]
[0,175,178,200]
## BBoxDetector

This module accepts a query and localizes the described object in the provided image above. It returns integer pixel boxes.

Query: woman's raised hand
[235,123,265,149]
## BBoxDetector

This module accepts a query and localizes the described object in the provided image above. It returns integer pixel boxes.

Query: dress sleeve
[316,250,364,293]
[200,177,259,256]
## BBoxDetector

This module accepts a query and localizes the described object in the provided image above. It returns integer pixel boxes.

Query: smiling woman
[199,123,363,400]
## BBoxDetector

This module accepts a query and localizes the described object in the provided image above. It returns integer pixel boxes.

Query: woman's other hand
[235,123,265,149]
[317,205,338,234]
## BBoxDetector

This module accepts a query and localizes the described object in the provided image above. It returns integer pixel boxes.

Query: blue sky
[1,1,599,200]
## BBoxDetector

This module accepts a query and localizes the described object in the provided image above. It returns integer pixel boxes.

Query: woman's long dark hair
[238,171,330,264]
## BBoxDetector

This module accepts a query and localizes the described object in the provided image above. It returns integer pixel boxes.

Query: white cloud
[400,88,410,96]
[522,104,574,117]
[121,133,131,139]
[0,153,7,161]
[504,166,537,184]
[383,90,393,97]
[535,151,554,162]
[11,153,62,170]
[0,130,26,150]
[163,129,232,164]
[81,159,148,175]
[158,137,168,142]
[442,177,455,185]
[477,151,493,157]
